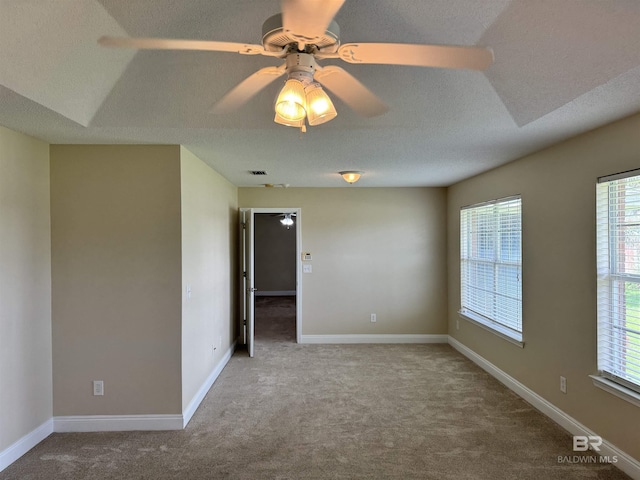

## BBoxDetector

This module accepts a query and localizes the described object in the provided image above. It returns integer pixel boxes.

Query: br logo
[573,435,602,452]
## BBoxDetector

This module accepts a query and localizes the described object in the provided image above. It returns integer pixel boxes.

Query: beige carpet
[0,296,631,479]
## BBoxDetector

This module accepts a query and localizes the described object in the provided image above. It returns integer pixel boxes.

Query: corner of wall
[0,126,52,471]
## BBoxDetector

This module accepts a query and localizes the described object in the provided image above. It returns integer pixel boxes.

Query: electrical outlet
[93,380,104,396]
[560,376,567,394]
[371,313,377,323]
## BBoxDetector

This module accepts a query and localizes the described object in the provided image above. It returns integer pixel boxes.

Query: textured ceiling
[1,0,639,187]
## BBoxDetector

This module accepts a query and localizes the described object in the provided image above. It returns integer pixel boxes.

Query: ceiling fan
[270,212,296,228]
[99,0,493,130]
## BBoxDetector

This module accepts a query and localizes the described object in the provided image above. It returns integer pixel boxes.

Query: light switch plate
[93,380,104,396]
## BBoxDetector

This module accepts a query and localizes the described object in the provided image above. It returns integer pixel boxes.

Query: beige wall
[254,213,296,293]
[180,147,237,410]
[50,145,183,415]
[447,112,640,460]
[239,188,448,335]
[0,127,52,452]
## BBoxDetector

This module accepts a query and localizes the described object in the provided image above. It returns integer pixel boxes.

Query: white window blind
[596,171,640,393]
[460,196,522,340]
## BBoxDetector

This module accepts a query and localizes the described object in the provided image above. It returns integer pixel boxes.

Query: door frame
[243,207,302,344]
[240,208,255,356]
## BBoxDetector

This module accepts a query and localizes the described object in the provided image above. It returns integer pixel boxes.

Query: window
[596,171,640,395]
[460,196,522,343]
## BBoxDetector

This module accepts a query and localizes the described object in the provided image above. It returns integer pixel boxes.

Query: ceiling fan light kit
[99,0,493,131]
[272,53,337,129]
[275,78,307,121]
[305,83,337,126]
[273,77,337,128]
[280,213,295,227]
[274,111,305,128]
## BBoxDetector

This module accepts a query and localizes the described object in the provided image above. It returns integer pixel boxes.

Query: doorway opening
[240,208,301,357]
[254,213,297,346]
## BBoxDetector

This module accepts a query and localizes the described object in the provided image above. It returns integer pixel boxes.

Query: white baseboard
[300,334,448,344]
[255,290,296,296]
[53,414,183,433]
[0,419,53,473]
[182,340,236,428]
[448,337,640,480]
[53,341,237,433]
[0,342,236,469]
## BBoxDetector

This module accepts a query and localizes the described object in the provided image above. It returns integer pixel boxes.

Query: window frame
[595,169,640,402]
[459,195,523,346]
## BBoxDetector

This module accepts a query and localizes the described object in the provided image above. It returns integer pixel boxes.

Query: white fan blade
[212,65,286,114]
[315,66,388,118]
[338,43,494,70]
[281,0,345,42]
[99,36,265,55]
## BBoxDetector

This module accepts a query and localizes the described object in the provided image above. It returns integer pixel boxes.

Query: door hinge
[243,271,247,278]
[242,222,246,229]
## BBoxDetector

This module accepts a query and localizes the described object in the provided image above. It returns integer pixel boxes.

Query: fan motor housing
[261,14,340,53]
[285,53,317,83]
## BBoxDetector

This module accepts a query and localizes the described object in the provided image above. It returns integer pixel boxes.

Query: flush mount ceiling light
[339,171,363,184]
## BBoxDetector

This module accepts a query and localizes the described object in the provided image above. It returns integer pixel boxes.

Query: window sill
[458,310,524,348]
[590,375,640,408]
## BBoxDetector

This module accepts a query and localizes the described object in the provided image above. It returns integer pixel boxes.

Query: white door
[240,208,256,357]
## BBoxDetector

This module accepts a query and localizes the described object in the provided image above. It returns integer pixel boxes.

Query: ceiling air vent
[250,170,268,175]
